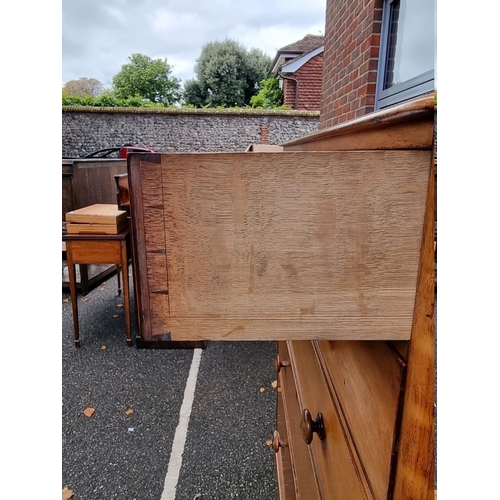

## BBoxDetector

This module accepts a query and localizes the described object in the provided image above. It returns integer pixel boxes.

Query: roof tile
[279,34,325,53]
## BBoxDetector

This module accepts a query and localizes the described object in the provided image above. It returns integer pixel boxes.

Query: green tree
[62,77,104,97]
[112,53,181,105]
[250,78,284,108]
[183,39,271,107]
[182,79,206,108]
[245,48,272,102]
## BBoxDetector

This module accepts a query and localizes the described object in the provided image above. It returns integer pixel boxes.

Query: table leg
[120,240,132,347]
[80,264,90,296]
[116,265,122,296]
[66,247,80,348]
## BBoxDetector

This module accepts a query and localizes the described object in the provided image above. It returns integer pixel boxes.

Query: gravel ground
[62,268,278,500]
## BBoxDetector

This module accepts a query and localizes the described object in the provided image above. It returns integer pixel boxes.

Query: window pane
[384,0,435,89]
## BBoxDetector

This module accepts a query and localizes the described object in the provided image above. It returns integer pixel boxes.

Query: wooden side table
[63,228,132,348]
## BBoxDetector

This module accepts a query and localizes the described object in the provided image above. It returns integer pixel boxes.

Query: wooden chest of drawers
[275,340,408,500]
[126,94,436,498]
[272,94,436,500]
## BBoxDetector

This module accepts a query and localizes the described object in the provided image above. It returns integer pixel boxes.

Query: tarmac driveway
[62,270,278,500]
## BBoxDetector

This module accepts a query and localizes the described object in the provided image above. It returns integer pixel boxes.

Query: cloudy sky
[62,0,327,89]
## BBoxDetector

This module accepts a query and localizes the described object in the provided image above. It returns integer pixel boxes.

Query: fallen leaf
[63,298,69,303]
[117,303,124,308]
[125,408,134,415]
[193,494,202,500]
[62,487,74,499]
[101,345,106,350]
[100,287,105,291]
[259,387,265,393]
[112,314,119,319]
[265,439,272,446]
[82,297,89,303]
[83,407,95,418]
[271,380,278,389]
[102,282,107,286]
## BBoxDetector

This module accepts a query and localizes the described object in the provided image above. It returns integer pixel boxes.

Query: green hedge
[61,94,165,107]
[62,93,292,110]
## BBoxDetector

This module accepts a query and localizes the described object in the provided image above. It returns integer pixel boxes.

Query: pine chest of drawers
[127,94,436,499]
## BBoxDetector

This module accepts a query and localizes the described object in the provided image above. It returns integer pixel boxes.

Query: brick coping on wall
[62,106,320,117]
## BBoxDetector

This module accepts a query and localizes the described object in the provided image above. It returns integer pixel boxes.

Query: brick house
[270,34,324,111]
[320,0,435,127]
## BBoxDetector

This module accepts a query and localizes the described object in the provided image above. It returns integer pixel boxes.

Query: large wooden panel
[315,341,406,500]
[129,151,430,342]
[72,159,127,208]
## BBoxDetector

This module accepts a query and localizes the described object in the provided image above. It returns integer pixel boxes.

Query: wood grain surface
[71,159,127,209]
[66,221,128,234]
[392,154,436,500]
[289,340,374,500]
[130,151,430,341]
[282,93,434,151]
[283,119,433,152]
[65,204,127,225]
[315,341,406,500]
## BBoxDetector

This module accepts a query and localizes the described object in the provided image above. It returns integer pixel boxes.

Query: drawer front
[67,240,121,264]
[315,341,406,500]
[277,341,321,500]
[288,341,373,500]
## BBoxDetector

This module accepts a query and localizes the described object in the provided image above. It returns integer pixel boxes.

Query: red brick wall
[283,79,297,109]
[320,0,383,128]
[282,53,324,111]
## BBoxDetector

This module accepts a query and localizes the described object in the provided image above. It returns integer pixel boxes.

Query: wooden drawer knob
[300,409,326,444]
[275,354,290,373]
[272,430,286,453]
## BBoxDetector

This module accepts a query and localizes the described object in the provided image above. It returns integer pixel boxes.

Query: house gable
[280,45,324,74]
[282,52,324,111]
[271,35,325,111]
[270,34,325,75]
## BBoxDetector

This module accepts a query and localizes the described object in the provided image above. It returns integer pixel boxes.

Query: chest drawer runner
[275,341,374,500]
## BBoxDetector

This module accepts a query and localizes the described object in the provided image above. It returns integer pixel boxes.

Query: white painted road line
[161,348,203,500]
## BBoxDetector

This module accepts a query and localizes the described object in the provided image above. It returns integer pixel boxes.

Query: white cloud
[62,0,327,87]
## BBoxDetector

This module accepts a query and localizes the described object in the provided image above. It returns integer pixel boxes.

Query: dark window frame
[375,0,435,109]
